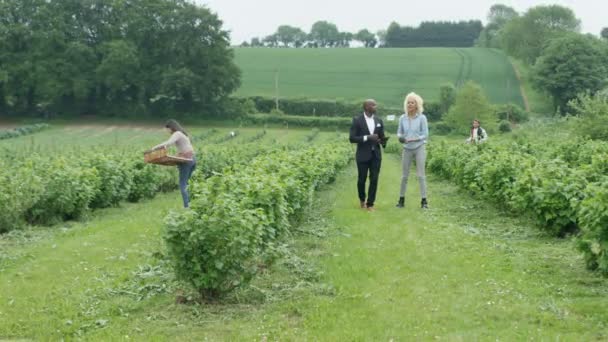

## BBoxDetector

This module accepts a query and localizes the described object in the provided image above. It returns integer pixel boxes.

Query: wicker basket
[144,147,192,166]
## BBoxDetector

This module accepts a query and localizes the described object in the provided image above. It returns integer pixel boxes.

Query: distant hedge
[237,96,443,121]
[0,123,50,140]
[243,113,447,134]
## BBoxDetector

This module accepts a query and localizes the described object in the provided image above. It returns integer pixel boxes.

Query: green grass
[235,47,524,108]
[2,147,607,339]
[509,58,554,116]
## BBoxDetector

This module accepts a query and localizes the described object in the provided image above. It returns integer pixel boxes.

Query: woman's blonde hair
[404,92,424,115]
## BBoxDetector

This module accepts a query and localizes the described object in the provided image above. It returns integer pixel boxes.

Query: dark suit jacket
[349,113,387,162]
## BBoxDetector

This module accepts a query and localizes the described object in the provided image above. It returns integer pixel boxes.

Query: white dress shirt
[363,113,375,141]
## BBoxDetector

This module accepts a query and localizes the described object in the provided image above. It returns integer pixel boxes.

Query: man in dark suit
[349,99,388,211]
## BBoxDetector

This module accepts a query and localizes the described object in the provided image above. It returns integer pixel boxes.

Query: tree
[438,83,456,115]
[532,34,608,111]
[250,37,262,47]
[477,4,518,48]
[444,81,494,134]
[263,34,279,47]
[488,4,519,27]
[309,21,339,47]
[383,21,483,47]
[275,25,306,47]
[501,5,580,63]
[0,0,241,117]
[376,29,387,47]
[336,32,353,47]
[355,29,377,47]
[601,27,608,40]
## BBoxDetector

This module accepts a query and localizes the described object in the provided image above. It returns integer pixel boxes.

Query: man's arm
[349,117,366,143]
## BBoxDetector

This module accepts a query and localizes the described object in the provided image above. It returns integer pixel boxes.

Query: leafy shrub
[431,121,452,135]
[0,160,44,232]
[495,103,529,123]
[26,157,100,224]
[240,96,441,120]
[87,154,134,208]
[164,143,351,299]
[577,178,608,274]
[498,120,512,133]
[568,92,608,140]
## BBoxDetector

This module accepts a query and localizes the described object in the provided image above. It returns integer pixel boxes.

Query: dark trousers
[357,156,381,207]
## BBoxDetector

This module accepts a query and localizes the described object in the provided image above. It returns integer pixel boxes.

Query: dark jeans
[357,157,382,207]
[177,157,196,208]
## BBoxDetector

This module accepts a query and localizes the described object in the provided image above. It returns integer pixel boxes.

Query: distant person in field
[349,99,388,211]
[151,119,196,208]
[465,119,488,144]
[396,92,429,209]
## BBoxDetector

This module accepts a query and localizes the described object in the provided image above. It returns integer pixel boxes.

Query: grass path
[1,155,608,340]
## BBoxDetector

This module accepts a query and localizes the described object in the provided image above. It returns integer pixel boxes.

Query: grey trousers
[400,145,427,198]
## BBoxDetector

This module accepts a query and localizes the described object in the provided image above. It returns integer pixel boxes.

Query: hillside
[234,47,525,108]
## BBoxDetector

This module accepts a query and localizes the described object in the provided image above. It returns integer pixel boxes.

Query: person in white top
[151,119,196,208]
[465,119,488,144]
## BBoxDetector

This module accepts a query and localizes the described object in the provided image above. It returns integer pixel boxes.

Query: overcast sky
[196,0,604,44]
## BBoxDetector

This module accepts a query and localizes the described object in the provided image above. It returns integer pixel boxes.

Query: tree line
[242,20,484,48]
[476,4,608,111]
[0,0,241,118]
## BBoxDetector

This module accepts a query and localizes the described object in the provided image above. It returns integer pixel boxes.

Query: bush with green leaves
[443,81,495,134]
[495,103,529,123]
[164,143,351,299]
[577,178,608,275]
[86,153,135,209]
[498,120,512,133]
[568,92,608,140]
[0,160,44,233]
[26,157,101,224]
[129,161,176,202]
[431,121,452,135]
[509,160,586,236]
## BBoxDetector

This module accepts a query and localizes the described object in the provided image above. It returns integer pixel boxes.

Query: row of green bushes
[163,143,352,299]
[236,96,444,121]
[427,140,608,275]
[0,123,50,140]
[0,150,176,232]
[0,138,278,233]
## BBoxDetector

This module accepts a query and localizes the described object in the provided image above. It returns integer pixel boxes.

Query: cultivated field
[234,47,525,108]
[2,124,608,340]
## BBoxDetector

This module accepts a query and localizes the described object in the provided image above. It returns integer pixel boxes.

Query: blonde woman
[396,92,429,209]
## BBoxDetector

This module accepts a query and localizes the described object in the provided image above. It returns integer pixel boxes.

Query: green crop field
[234,47,525,108]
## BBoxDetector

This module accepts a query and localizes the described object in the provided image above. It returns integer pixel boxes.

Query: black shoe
[421,198,428,209]
[396,197,404,208]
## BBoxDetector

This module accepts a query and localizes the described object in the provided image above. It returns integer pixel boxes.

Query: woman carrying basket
[151,119,196,208]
